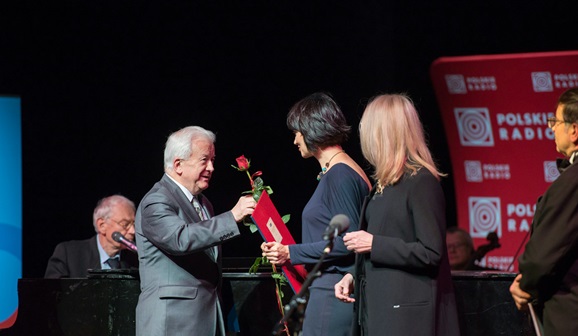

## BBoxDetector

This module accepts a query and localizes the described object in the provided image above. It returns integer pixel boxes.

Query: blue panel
[0,96,22,326]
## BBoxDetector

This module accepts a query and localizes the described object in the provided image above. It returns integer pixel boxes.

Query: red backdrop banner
[430,51,578,271]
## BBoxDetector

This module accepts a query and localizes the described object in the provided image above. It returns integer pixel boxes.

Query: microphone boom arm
[272,239,333,335]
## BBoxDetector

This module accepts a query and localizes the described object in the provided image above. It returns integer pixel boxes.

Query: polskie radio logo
[454,108,494,147]
[468,197,502,239]
[445,74,497,94]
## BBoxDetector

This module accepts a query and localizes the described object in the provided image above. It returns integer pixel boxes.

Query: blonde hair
[360,94,443,186]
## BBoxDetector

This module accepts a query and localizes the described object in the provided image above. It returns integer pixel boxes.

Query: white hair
[163,126,216,171]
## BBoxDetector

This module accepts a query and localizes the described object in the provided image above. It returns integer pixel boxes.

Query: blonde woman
[334,94,460,335]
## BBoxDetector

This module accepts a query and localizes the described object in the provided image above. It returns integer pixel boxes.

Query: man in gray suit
[135,126,256,336]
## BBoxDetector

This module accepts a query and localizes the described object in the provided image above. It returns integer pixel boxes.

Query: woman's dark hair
[559,88,578,123]
[286,92,350,153]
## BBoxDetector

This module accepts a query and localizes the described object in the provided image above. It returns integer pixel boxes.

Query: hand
[261,242,290,265]
[510,273,532,311]
[343,230,373,253]
[334,273,355,303]
[231,195,257,222]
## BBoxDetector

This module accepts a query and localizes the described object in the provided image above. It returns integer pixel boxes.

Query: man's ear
[173,158,183,175]
[96,218,107,234]
[570,123,578,144]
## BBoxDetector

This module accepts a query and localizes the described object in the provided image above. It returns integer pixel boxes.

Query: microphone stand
[272,237,335,336]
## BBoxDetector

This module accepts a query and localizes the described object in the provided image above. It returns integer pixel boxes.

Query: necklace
[375,180,384,194]
[317,150,345,181]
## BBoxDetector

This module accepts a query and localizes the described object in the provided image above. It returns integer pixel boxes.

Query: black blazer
[353,169,460,336]
[44,235,138,278]
[519,161,578,335]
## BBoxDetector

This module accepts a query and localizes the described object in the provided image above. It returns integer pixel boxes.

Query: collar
[96,235,120,268]
[556,151,578,173]
[570,151,578,164]
[165,173,194,202]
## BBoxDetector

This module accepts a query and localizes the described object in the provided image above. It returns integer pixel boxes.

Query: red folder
[251,191,307,293]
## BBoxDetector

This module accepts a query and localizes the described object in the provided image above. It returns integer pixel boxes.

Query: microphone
[322,214,350,241]
[112,231,138,252]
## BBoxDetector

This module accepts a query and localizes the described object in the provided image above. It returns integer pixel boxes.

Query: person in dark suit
[44,194,138,278]
[334,94,460,335]
[135,125,256,336]
[510,87,578,336]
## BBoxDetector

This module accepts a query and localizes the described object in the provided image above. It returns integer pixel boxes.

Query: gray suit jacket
[135,174,240,336]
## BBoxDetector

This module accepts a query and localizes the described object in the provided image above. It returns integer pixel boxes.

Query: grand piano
[0,261,536,336]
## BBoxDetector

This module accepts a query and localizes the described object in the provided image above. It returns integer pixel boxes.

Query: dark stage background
[1,1,576,278]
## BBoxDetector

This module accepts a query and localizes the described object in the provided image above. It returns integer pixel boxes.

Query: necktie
[106,257,120,269]
[192,196,206,220]
[192,196,217,261]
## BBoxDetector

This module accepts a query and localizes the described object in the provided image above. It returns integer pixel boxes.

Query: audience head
[552,88,578,157]
[286,92,350,157]
[164,126,216,195]
[359,93,442,186]
[93,194,136,253]
[446,226,474,270]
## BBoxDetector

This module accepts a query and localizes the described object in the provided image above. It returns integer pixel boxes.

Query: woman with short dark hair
[262,92,371,336]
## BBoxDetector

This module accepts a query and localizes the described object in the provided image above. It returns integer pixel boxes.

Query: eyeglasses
[107,218,135,230]
[547,117,567,128]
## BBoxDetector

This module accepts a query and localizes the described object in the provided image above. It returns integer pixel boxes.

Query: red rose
[236,155,250,171]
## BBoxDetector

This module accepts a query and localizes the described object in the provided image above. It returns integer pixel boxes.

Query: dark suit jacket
[353,169,460,336]
[519,161,578,336]
[135,174,241,336]
[44,235,138,278]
